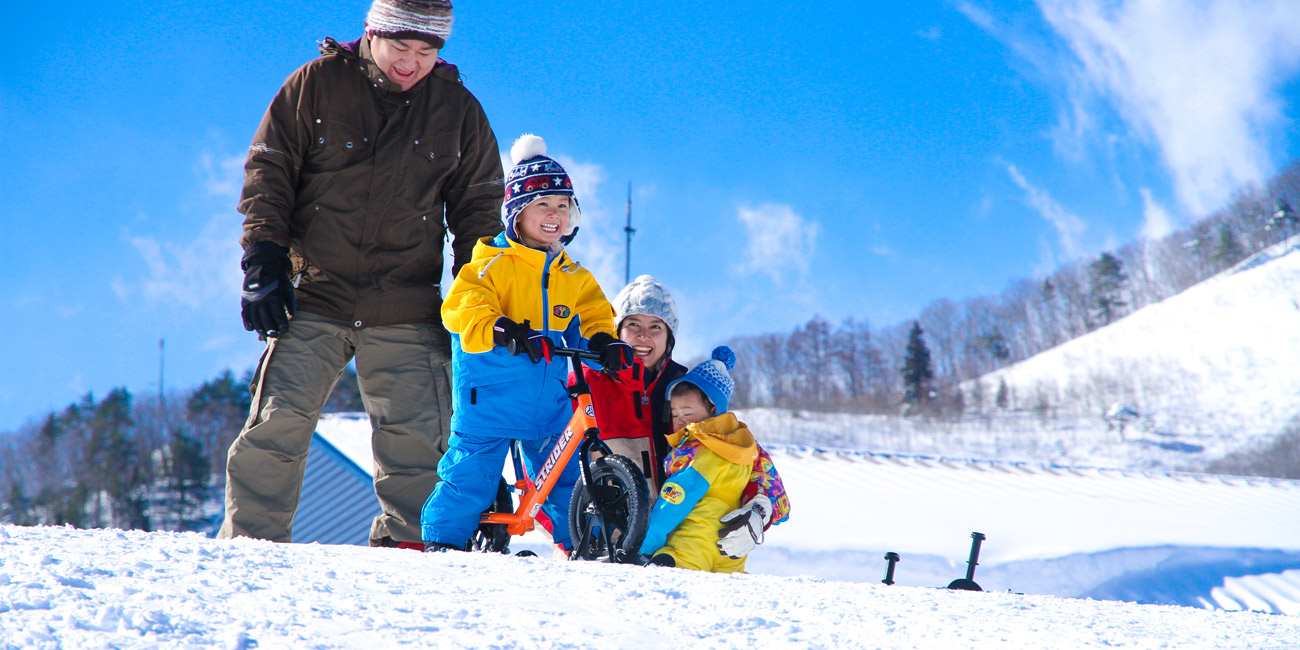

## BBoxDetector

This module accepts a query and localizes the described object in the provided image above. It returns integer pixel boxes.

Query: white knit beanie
[365,0,453,48]
[613,275,679,334]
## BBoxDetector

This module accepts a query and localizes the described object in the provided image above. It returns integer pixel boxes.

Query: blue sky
[4,0,1300,431]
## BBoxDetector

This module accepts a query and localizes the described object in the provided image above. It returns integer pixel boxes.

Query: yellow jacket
[442,232,616,438]
[639,413,759,571]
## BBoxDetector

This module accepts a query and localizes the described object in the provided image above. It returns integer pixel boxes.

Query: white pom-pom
[711,346,736,371]
[510,134,547,165]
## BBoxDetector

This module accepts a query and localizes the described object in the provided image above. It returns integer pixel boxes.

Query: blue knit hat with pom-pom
[668,346,737,414]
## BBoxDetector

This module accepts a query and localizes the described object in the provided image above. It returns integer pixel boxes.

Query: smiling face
[515,195,572,249]
[670,384,714,433]
[619,314,670,371]
[367,34,439,92]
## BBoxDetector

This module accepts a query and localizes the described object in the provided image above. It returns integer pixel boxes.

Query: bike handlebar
[549,346,603,361]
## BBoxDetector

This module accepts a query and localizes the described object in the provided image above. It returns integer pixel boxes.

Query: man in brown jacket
[218,0,504,548]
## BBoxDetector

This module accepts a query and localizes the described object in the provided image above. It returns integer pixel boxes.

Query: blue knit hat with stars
[504,134,581,244]
[668,346,738,414]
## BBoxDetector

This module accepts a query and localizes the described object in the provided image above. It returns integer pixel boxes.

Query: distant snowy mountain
[951,238,1300,470]
[726,242,1300,471]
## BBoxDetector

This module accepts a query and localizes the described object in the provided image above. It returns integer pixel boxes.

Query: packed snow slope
[3,525,1299,650]
[959,238,1300,467]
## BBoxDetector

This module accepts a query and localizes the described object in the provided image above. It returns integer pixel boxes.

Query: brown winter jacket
[238,37,505,329]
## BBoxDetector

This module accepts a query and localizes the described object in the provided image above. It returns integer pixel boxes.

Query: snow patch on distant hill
[946,239,1300,469]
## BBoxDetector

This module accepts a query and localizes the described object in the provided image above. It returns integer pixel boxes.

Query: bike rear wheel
[568,454,651,562]
[470,477,514,553]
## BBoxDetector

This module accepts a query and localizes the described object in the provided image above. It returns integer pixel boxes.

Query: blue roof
[291,430,382,546]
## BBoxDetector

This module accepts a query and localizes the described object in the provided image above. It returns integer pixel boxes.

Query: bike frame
[480,347,613,537]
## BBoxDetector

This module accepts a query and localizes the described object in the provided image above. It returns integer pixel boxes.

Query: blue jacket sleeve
[638,465,711,555]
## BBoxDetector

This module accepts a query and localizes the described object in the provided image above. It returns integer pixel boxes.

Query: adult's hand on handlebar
[587,332,633,373]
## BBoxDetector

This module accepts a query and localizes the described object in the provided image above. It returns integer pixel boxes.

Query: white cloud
[119,214,244,311]
[1035,0,1300,215]
[1006,164,1088,258]
[1138,188,1174,240]
[115,149,246,311]
[955,2,996,33]
[734,203,819,285]
[916,25,943,41]
[202,153,245,198]
[555,155,627,295]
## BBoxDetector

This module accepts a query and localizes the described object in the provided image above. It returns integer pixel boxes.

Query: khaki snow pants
[217,311,452,545]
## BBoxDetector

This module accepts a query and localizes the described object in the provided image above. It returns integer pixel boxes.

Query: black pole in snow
[947,532,986,591]
[882,552,900,585]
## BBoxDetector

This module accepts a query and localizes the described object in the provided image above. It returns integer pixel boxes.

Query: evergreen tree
[1088,252,1128,326]
[186,370,253,485]
[88,388,150,530]
[164,425,210,530]
[1213,223,1245,268]
[900,321,934,411]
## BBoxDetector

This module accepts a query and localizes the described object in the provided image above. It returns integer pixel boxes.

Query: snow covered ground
[3,524,1300,650]
[747,446,1300,615]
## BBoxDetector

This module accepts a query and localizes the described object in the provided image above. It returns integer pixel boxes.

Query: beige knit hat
[365,0,454,48]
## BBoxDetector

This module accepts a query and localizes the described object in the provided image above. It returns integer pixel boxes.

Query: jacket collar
[475,232,577,275]
[667,412,758,466]
[320,36,461,95]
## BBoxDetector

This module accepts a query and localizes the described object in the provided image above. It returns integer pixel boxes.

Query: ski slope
[960,239,1300,466]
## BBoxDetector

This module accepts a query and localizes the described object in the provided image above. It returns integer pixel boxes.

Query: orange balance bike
[470,346,652,563]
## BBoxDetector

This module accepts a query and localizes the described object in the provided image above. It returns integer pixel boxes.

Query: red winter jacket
[577,358,686,486]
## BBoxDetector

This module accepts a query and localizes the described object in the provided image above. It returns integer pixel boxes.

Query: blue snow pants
[420,430,580,548]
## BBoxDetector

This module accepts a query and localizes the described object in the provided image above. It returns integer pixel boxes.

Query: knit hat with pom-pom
[668,346,737,414]
[504,134,580,242]
[613,275,679,334]
[365,0,454,49]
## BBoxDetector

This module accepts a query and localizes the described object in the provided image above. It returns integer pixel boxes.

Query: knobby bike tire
[568,454,651,562]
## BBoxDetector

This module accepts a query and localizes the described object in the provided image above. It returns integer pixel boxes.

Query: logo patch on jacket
[661,482,686,505]
[553,305,570,318]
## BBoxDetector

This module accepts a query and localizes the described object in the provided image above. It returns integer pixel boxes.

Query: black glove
[240,241,296,338]
[588,332,633,373]
[492,317,552,363]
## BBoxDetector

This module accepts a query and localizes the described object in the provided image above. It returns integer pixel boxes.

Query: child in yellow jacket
[421,134,632,552]
[638,346,764,572]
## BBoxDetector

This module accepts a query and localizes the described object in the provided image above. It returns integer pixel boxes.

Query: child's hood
[667,412,758,466]
[470,232,580,276]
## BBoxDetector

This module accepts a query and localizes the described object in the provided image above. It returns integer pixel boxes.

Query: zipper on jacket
[541,250,554,334]
[633,391,644,419]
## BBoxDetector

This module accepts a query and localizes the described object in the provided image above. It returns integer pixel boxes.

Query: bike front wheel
[568,454,651,562]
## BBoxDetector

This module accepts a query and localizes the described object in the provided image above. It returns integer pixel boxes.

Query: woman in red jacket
[577,275,790,560]
[580,275,688,492]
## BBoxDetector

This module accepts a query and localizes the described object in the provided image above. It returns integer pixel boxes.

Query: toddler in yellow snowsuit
[638,346,761,572]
